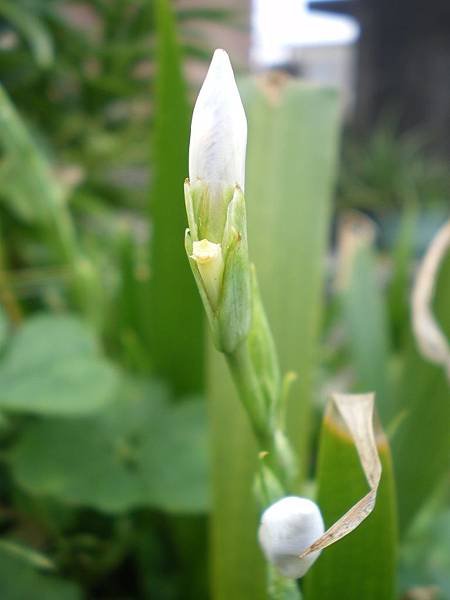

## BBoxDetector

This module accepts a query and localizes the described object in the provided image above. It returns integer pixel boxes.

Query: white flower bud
[258,496,325,579]
[191,239,224,308]
[189,49,247,194]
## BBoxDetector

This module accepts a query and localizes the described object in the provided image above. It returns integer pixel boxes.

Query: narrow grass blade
[148,0,204,394]
[387,204,418,348]
[338,214,392,421]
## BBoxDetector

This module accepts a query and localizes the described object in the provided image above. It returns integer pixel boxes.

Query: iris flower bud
[185,49,251,353]
[189,48,247,196]
[258,496,325,579]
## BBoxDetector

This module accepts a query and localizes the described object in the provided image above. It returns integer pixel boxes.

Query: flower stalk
[184,48,320,598]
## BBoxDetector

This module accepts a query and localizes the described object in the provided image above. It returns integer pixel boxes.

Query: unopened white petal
[191,239,224,307]
[258,496,325,579]
[189,49,247,192]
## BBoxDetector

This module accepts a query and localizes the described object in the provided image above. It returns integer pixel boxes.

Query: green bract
[185,180,251,354]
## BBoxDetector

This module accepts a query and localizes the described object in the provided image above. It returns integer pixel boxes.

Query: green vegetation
[0,2,448,598]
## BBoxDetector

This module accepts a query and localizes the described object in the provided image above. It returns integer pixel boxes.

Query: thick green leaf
[0,315,118,415]
[391,253,450,535]
[0,546,80,600]
[10,380,209,514]
[148,0,203,393]
[304,410,397,600]
[208,79,340,599]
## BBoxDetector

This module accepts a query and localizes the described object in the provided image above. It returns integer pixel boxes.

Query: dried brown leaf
[412,219,450,379]
[300,393,381,557]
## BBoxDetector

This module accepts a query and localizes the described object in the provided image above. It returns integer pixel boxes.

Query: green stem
[226,340,269,445]
[226,332,295,496]
[222,277,303,600]
[268,564,302,600]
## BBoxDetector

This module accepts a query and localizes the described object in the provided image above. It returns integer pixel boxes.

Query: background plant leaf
[0,0,54,68]
[0,314,118,415]
[390,252,450,535]
[0,546,80,600]
[339,219,392,421]
[147,0,204,394]
[9,379,209,514]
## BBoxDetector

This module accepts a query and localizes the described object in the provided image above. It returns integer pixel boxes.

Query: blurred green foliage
[338,123,450,210]
[10,378,208,513]
[0,1,449,599]
[0,314,118,415]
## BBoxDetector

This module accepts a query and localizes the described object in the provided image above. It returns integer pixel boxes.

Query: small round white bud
[258,496,324,579]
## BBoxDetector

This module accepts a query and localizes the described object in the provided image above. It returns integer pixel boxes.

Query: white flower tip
[189,48,247,191]
[210,48,232,75]
[258,496,325,579]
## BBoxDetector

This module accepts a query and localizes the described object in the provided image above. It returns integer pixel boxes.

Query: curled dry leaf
[300,392,382,558]
[412,219,450,379]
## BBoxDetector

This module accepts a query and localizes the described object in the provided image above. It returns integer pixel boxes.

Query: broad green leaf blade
[209,78,340,600]
[148,0,203,393]
[304,408,397,600]
[391,253,450,535]
[0,546,80,600]
[243,79,340,470]
[0,315,118,415]
[10,380,209,514]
